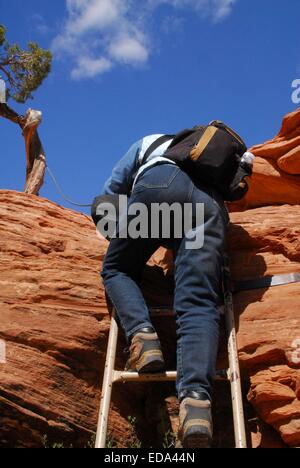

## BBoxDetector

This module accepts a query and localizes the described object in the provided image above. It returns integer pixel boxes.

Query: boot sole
[137,351,166,374]
[183,433,212,449]
[138,358,166,374]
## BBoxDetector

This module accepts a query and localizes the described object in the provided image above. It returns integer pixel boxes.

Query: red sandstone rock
[0,190,135,448]
[229,108,300,212]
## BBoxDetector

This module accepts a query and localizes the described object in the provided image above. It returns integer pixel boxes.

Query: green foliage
[127,416,142,449]
[106,417,142,449]
[43,436,65,449]
[0,25,6,46]
[85,433,96,449]
[0,24,52,103]
[43,433,96,449]
[162,430,176,449]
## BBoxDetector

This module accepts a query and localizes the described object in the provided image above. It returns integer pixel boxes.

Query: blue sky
[1,0,300,214]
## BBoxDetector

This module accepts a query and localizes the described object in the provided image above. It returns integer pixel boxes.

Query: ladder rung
[113,370,177,383]
[113,369,229,384]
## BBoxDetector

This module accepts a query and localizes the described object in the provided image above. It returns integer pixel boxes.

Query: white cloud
[52,0,148,79]
[212,0,237,21]
[71,56,112,79]
[108,35,149,64]
[66,0,123,34]
[148,0,237,22]
[30,14,52,35]
[52,0,238,80]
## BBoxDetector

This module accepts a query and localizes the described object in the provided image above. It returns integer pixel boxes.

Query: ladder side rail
[95,311,119,449]
[223,256,247,448]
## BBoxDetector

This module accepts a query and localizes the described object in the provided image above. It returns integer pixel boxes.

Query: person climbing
[92,123,254,448]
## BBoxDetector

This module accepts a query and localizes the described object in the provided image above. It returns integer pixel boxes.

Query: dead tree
[0,103,46,195]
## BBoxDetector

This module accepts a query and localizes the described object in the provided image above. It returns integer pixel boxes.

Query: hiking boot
[125,331,166,374]
[178,397,213,448]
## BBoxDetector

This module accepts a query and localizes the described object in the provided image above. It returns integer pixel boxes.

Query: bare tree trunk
[0,103,46,195]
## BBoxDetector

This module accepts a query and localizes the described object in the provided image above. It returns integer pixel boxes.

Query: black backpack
[141,121,252,202]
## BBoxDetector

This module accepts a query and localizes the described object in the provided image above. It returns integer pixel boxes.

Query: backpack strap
[141,135,174,165]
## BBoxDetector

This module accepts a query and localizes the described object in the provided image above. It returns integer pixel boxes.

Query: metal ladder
[95,254,247,449]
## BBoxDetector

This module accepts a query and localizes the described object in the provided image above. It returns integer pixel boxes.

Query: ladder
[95,254,247,449]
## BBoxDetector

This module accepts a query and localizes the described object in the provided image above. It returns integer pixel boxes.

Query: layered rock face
[0,191,106,448]
[0,109,300,448]
[230,108,300,212]
[229,207,300,447]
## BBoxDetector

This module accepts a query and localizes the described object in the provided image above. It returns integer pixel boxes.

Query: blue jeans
[101,163,229,401]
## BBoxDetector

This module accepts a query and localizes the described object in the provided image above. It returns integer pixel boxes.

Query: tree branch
[0,63,17,89]
[0,102,24,126]
[0,103,46,195]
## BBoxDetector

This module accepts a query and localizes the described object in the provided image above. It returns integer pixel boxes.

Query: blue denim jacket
[102,140,142,196]
[103,135,175,195]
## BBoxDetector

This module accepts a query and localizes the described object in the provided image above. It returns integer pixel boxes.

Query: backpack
[141,121,252,202]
